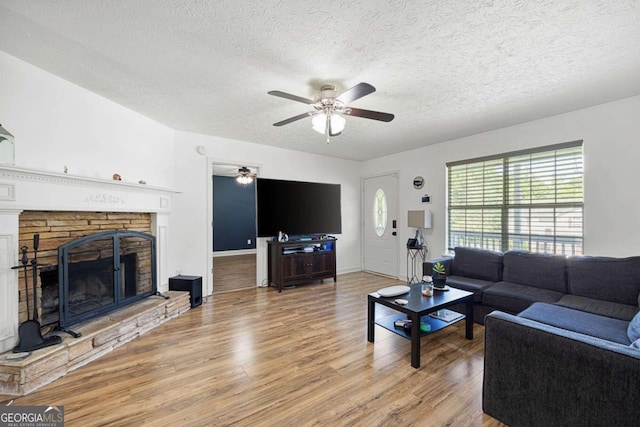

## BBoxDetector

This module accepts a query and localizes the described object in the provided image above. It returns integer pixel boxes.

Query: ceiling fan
[236,166,256,185]
[268,82,394,143]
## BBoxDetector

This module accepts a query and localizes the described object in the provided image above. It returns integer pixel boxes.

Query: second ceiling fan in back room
[268,82,394,143]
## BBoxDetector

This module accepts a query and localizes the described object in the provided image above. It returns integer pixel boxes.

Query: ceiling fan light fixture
[236,166,254,185]
[236,175,252,185]
[311,114,326,134]
[330,114,346,133]
[312,113,345,135]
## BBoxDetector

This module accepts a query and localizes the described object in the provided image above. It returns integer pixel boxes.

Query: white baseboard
[213,249,257,257]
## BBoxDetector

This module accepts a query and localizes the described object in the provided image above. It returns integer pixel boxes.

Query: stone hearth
[0,291,190,396]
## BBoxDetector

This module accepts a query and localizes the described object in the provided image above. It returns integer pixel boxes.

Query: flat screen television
[256,178,342,238]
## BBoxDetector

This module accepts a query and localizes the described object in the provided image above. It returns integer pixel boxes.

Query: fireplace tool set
[11,234,62,353]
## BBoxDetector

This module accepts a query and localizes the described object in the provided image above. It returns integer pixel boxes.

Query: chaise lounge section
[424,246,640,425]
[483,309,640,426]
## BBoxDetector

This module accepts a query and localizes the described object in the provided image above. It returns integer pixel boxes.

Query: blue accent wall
[213,175,256,251]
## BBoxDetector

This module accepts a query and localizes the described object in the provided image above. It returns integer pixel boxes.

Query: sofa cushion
[629,311,640,342]
[632,339,640,350]
[451,247,503,282]
[555,295,638,322]
[519,302,631,345]
[503,251,567,293]
[566,256,640,305]
[446,275,494,302]
[482,281,565,314]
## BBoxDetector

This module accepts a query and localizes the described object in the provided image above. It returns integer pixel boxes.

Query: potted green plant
[432,261,447,289]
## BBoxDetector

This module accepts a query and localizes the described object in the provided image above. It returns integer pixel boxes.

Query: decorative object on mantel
[0,124,15,165]
[138,180,146,185]
[11,235,62,353]
[112,173,122,181]
[64,165,68,173]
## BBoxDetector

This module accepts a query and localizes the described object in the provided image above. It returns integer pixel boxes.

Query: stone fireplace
[18,212,155,331]
[0,166,174,354]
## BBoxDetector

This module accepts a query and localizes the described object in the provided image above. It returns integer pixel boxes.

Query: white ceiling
[1,1,640,161]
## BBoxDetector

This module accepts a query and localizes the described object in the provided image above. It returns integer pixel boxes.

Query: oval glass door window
[373,188,388,236]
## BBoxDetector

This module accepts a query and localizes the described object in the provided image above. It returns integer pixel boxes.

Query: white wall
[0,50,178,352]
[362,95,640,276]
[0,49,361,298]
[5,45,639,293]
[170,131,362,295]
[0,51,175,187]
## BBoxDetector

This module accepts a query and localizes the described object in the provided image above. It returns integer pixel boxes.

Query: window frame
[446,140,584,255]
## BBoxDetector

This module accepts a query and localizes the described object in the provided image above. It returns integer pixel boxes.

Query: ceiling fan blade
[336,82,376,104]
[346,107,395,122]
[268,91,316,105]
[273,111,316,126]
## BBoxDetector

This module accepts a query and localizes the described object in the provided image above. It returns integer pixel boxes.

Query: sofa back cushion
[502,251,567,293]
[566,256,640,305]
[452,247,503,282]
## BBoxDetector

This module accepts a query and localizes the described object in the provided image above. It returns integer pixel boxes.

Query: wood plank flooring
[213,254,257,293]
[1,272,504,426]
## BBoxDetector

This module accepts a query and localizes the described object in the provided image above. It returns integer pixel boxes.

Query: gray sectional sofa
[424,247,640,426]
[423,247,640,324]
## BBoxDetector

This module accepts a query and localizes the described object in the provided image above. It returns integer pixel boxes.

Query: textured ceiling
[1,0,640,161]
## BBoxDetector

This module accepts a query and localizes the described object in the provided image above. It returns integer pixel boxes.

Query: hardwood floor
[1,272,504,426]
[213,254,257,293]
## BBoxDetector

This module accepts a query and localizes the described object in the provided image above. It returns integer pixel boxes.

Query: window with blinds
[447,141,583,255]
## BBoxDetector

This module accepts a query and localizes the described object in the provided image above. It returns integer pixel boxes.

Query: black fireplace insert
[57,230,157,329]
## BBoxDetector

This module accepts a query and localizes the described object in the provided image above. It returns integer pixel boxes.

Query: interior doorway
[363,173,399,278]
[211,163,259,293]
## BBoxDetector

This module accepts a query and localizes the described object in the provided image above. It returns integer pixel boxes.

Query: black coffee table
[367,284,473,368]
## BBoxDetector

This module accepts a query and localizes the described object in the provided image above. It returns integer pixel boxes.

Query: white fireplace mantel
[0,165,179,211]
[0,165,178,353]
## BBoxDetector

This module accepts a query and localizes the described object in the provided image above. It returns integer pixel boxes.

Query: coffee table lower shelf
[376,312,465,339]
[368,285,474,368]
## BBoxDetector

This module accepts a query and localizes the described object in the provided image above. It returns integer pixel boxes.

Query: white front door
[363,174,398,277]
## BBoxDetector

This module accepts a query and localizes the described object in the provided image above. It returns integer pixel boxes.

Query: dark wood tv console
[267,239,337,292]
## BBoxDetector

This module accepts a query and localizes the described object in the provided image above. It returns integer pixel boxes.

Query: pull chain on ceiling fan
[268,82,394,143]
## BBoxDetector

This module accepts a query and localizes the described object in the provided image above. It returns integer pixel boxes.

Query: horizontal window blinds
[447,141,583,255]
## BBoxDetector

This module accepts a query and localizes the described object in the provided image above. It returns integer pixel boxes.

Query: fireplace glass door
[58,230,156,328]
[119,235,154,301]
[66,235,116,320]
